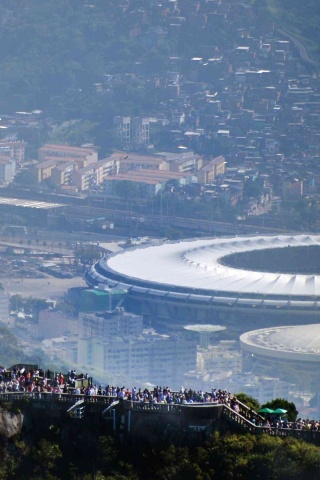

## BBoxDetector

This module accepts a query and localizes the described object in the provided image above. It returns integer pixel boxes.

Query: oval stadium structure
[240,324,320,391]
[85,235,320,336]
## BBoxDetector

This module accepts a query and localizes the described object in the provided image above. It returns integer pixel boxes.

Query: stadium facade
[240,324,320,392]
[85,235,320,336]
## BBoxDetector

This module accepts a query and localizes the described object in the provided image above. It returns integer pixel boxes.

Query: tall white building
[113,116,131,144]
[78,310,197,386]
[0,156,16,185]
[0,291,10,324]
[79,309,143,339]
[114,116,150,145]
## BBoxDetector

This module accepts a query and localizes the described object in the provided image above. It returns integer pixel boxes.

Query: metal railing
[222,404,320,444]
[1,391,320,445]
[0,391,115,405]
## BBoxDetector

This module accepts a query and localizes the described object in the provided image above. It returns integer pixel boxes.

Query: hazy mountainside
[0,0,230,114]
[0,0,318,115]
[263,0,320,57]
[0,0,318,150]
[0,324,64,372]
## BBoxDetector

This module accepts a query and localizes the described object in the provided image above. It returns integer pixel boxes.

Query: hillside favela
[1,0,320,478]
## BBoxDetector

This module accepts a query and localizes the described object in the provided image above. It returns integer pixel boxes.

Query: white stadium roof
[240,324,320,362]
[105,235,320,297]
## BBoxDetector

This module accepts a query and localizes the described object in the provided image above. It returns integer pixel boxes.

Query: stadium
[240,324,320,392]
[85,235,320,336]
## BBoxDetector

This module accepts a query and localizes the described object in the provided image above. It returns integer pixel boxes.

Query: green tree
[31,439,62,475]
[235,392,260,412]
[261,398,298,422]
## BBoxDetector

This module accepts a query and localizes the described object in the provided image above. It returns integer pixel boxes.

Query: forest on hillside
[1,422,320,480]
[0,0,229,113]
[0,0,320,115]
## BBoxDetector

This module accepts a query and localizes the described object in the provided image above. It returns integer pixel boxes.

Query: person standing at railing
[132,387,137,400]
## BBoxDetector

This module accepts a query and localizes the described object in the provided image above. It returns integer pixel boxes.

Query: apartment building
[154,150,203,173]
[71,157,118,191]
[111,152,167,173]
[0,140,26,163]
[114,116,150,145]
[79,309,144,339]
[113,116,131,143]
[78,310,197,385]
[31,160,57,183]
[0,156,16,185]
[131,117,150,145]
[197,155,226,184]
[103,169,192,198]
[0,291,9,323]
[39,144,98,165]
[51,162,76,187]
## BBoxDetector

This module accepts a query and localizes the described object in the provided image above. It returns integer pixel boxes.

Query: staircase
[221,403,320,445]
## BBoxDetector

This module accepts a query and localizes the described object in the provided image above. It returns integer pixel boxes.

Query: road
[277,28,318,67]
[24,229,127,244]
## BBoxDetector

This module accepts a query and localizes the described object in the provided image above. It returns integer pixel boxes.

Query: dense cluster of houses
[0,0,319,220]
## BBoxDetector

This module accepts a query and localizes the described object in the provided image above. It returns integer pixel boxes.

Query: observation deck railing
[1,391,320,445]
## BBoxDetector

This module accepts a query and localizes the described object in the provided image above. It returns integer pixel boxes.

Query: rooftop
[104,235,320,298]
[240,324,320,361]
[0,197,64,210]
[40,144,97,155]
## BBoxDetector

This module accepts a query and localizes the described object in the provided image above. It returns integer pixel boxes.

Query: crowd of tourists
[0,366,89,393]
[0,365,319,432]
[0,366,237,406]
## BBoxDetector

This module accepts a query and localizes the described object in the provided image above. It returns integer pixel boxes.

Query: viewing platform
[1,391,320,446]
[1,365,320,445]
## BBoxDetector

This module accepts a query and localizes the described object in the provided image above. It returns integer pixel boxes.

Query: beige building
[154,151,203,173]
[51,162,76,187]
[197,155,226,184]
[31,160,57,183]
[103,169,193,198]
[111,152,167,174]
[71,157,118,191]
[39,144,98,165]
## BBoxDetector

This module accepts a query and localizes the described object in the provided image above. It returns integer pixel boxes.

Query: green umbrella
[273,408,287,415]
[258,407,274,414]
